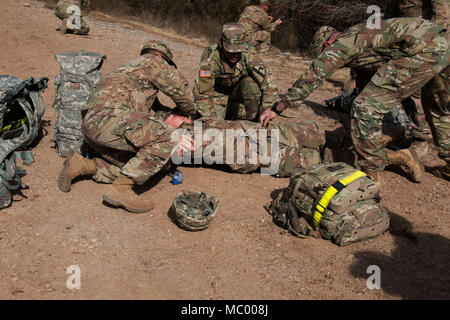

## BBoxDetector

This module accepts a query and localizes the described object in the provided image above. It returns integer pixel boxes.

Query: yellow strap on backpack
[313,170,366,227]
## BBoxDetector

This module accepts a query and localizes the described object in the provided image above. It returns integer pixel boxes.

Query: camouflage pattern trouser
[82,107,176,184]
[352,67,431,140]
[183,118,325,177]
[55,5,90,35]
[351,32,450,171]
[422,65,450,163]
[224,76,262,121]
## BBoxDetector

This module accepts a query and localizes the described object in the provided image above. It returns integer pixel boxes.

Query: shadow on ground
[350,211,450,299]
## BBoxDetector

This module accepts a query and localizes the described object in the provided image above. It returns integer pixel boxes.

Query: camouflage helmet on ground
[172,191,219,231]
[221,23,246,53]
[309,26,338,57]
[141,40,176,66]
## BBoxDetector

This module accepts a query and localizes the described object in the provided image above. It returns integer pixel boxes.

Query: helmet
[141,40,175,66]
[309,26,337,57]
[221,23,246,53]
[172,191,218,231]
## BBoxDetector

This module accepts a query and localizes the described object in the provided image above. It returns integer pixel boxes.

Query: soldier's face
[223,50,242,64]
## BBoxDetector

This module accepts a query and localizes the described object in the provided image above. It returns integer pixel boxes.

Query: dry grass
[37,0,399,53]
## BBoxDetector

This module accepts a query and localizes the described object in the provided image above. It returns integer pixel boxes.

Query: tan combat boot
[431,162,450,181]
[103,174,154,213]
[58,151,97,192]
[409,140,428,161]
[385,149,424,183]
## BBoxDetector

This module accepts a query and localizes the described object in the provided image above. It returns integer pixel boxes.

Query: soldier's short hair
[309,26,338,57]
[259,0,270,6]
[221,23,246,53]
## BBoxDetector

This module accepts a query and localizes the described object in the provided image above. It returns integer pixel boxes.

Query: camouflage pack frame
[0,76,48,209]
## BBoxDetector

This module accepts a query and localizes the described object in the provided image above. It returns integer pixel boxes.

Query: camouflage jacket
[238,5,278,33]
[399,0,449,27]
[194,44,279,117]
[285,18,447,107]
[84,52,197,116]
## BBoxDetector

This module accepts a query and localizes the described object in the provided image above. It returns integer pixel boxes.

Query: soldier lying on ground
[55,0,90,35]
[193,22,279,121]
[238,0,282,54]
[57,41,198,213]
[260,17,449,184]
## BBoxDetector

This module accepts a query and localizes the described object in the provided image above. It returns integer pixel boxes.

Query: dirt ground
[0,0,449,300]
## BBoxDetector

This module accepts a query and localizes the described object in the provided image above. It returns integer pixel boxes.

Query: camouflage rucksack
[53,50,106,157]
[269,162,390,246]
[0,76,48,209]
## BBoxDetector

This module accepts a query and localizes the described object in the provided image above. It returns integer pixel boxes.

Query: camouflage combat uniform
[81,49,197,185]
[397,0,450,165]
[181,118,325,177]
[194,45,279,120]
[55,0,90,35]
[351,0,450,142]
[284,18,449,173]
[238,5,278,53]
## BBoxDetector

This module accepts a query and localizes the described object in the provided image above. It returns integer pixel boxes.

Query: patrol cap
[221,23,246,53]
[309,26,338,57]
[141,40,176,67]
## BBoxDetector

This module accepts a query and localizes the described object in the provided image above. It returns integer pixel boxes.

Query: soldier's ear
[218,40,223,49]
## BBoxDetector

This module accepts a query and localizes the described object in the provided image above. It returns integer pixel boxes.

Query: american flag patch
[200,70,211,77]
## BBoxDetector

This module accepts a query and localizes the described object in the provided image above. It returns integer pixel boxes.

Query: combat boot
[58,151,97,192]
[431,162,450,181]
[385,149,424,183]
[409,140,428,161]
[103,174,154,213]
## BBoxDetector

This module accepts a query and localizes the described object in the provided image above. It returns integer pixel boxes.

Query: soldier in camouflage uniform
[58,41,198,213]
[178,117,325,176]
[352,0,450,159]
[260,18,449,184]
[238,0,282,54]
[55,0,90,35]
[194,22,279,121]
[397,0,450,180]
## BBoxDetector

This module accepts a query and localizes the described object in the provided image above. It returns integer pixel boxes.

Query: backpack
[268,162,390,246]
[0,75,48,209]
[53,50,106,157]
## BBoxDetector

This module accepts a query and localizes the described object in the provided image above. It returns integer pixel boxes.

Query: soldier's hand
[268,16,273,21]
[259,108,278,127]
[275,19,282,25]
[165,113,192,129]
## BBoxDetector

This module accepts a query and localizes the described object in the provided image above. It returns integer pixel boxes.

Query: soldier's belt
[313,170,366,227]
